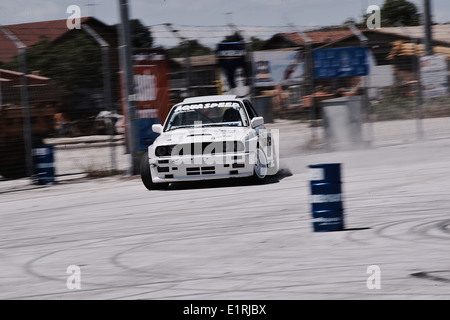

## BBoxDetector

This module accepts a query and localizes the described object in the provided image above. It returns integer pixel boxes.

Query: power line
[147,23,298,47]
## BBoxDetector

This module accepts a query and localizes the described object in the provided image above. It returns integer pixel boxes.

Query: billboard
[313,47,369,79]
[420,55,448,99]
[216,42,251,96]
[133,54,170,121]
[252,50,304,87]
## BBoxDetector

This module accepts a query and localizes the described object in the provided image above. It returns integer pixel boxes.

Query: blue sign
[135,118,160,152]
[313,47,369,79]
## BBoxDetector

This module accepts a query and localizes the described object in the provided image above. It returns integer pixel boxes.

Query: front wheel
[250,148,268,184]
[140,152,169,190]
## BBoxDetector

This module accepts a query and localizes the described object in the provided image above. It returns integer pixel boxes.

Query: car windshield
[164,101,247,132]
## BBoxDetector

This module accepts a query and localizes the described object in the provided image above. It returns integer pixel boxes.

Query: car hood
[155,127,249,146]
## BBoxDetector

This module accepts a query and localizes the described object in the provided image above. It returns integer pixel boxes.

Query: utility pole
[165,23,192,98]
[118,0,138,175]
[423,0,433,55]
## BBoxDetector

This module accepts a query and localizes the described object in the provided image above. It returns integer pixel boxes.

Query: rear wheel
[140,152,169,190]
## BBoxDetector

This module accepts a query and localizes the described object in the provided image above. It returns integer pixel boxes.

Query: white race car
[140,95,279,190]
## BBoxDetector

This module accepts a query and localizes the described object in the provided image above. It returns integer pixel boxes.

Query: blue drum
[308,163,344,232]
[33,145,55,185]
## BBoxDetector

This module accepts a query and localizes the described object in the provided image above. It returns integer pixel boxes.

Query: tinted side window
[243,100,259,120]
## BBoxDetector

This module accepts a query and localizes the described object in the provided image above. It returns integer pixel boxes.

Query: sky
[1,0,449,47]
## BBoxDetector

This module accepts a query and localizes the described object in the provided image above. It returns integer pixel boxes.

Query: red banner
[120,54,170,123]
[133,55,169,122]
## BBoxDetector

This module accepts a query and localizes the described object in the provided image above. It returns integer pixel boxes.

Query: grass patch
[372,89,450,121]
[372,92,416,121]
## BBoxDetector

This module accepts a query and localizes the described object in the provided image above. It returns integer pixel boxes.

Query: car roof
[182,95,241,104]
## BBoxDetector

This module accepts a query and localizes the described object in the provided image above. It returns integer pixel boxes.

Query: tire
[140,152,169,190]
[268,144,279,177]
[250,148,268,184]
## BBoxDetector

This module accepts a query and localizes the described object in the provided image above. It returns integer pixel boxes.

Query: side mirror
[152,124,163,134]
[251,117,264,129]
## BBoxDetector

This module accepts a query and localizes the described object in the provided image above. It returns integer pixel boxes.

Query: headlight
[155,146,167,157]
[155,145,176,157]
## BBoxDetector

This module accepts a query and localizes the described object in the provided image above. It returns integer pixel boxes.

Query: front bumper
[150,152,254,183]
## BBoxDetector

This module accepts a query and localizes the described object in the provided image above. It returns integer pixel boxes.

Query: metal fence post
[347,24,372,146]
[119,0,138,175]
[413,40,424,140]
[19,47,34,178]
[82,24,117,173]
[296,30,316,141]
[423,0,433,56]
[396,21,424,140]
[165,23,192,98]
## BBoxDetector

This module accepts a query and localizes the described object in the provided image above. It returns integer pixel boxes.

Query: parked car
[140,95,279,190]
[95,111,124,135]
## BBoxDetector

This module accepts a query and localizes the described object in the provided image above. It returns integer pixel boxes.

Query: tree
[249,36,264,51]
[4,35,102,98]
[381,0,420,26]
[4,19,153,120]
[222,31,244,43]
[168,39,212,58]
[4,34,104,119]
[340,17,367,29]
[113,19,153,49]
[129,19,154,48]
[343,17,358,25]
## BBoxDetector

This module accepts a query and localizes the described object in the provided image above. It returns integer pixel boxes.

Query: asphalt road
[1,123,450,300]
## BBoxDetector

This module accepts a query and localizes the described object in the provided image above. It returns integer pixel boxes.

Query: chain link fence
[297,36,450,150]
[1,21,450,184]
[0,20,128,184]
[366,40,450,146]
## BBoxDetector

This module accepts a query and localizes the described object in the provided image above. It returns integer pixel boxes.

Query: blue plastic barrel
[33,145,55,185]
[308,163,344,232]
